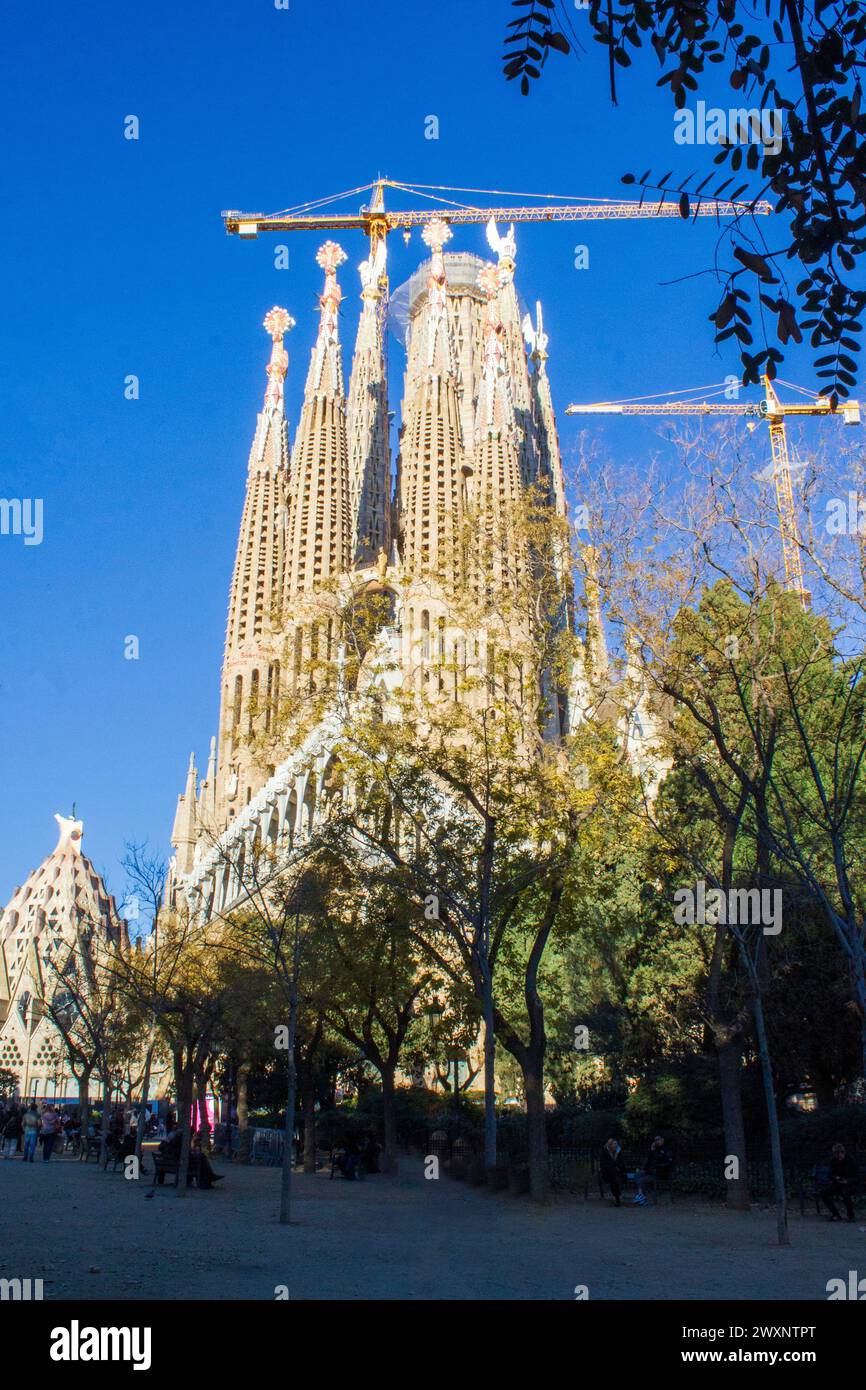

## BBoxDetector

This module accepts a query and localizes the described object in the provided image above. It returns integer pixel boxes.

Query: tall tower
[486,221,537,490]
[0,815,128,1098]
[215,306,294,823]
[347,242,391,568]
[283,242,352,599]
[398,219,467,586]
[526,302,567,519]
[472,263,525,591]
[169,211,644,914]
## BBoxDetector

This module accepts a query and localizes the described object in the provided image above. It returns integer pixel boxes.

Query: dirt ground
[1,1150,863,1301]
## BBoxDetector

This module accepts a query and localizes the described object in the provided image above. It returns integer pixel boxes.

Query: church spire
[171,752,199,874]
[526,301,567,518]
[216,309,293,823]
[475,263,515,439]
[305,240,348,396]
[262,307,293,416]
[224,308,293,655]
[347,241,391,568]
[398,218,467,582]
[486,220,536,488]
[472,263,525,590]
[284,243,352,597]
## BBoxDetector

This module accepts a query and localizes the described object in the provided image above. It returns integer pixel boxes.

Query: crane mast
[567,377,862,606]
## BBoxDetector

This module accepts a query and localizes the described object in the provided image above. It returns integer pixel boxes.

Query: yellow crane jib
[221,177,773,243]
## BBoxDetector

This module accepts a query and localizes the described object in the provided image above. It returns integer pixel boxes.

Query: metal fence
[425,1125,863,1202]
[249,1127,287,1165]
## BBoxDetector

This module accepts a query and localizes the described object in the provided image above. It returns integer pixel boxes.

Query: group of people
[599,1134,861,1220]
[332,1133,382,1180]
[600,1135,674,1207]
[0,1099,166,1162]
[155,1126,224,1189]
[1,1101,69,1161]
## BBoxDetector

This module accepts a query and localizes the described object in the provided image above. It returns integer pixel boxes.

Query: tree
[0,1067,19,1098]
[214,848,328,1223]
[118,900,234,1195]
[576,428,866,1238]
[121,841,168,1163]
[303,498,637,1199]
[43,914,135,1165]
[503,0,866,398]
[308,870,435,1173]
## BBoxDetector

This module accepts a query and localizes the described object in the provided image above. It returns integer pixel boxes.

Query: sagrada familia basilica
[0,218,664,1100]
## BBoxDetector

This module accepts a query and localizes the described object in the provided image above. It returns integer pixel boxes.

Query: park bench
[598,1156,676,1204]
[103,1134,140,1174]
[798,1162,866,1218]
[151,1149,202,1188]
[329,1147,365,1180]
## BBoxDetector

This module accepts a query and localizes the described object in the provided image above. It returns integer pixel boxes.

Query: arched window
[232,675,243,738]
[249,669,260,734]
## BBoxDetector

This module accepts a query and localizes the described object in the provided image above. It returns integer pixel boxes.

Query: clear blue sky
[0,0,828,905]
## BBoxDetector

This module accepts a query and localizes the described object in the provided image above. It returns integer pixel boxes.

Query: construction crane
[567,376,862,605]
[222,176,773,263]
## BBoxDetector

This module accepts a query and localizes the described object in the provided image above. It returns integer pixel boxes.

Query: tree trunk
[301,1071,317,1174]
[381,1064,398,1175]
[812,1072,837,1110]
[481,981,497,1171]
[98,1071,111,1168]
[78,1072,92,1162]
[280,1050,298,1224]
[477,821,498,1172]
[522,1059,549,1202]
[717,1033,751,1210]
[176,1067,195,1199]
[279,914,301,1225]
[195,1067,211,1150]
[236,1061,250,1131]
[134,1038,155,1165]
[751,986,790,1246]
[225,1060,235,1159]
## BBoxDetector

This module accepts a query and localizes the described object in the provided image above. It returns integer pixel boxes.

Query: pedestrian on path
[600,1138,627,1207]
[2,1105,23,1158]
[41,1105,60,1161]
[22,1103,40,1162]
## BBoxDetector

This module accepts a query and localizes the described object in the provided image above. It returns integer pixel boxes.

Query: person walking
[2,1105,23,1159]
[600,1137,627,1207]
[60,1112,73,1152]
[40,1105,60,1161]
[819,1143,859,1223]
[22,1103,40,1162]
